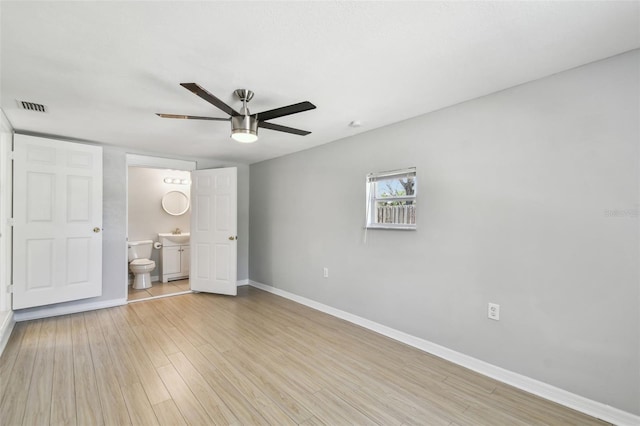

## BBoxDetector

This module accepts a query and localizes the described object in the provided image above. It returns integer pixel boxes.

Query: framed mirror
[161,191,190,216]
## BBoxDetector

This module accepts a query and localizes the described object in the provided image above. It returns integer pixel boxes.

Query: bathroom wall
[128,166,191,279]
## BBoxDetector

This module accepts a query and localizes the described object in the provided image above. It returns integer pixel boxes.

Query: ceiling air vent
[17,100,47,113]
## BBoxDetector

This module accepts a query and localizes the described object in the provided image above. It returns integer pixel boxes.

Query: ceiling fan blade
[180,83,240,116]
[258,121,311,136]
[156,113,229,121]
[256,101,316,122]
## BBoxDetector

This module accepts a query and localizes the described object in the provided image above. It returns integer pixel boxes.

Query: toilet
[128,240,156,290]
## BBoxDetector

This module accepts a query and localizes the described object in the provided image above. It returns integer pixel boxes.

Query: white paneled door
[13,134,103,309]
[190,167,237,296]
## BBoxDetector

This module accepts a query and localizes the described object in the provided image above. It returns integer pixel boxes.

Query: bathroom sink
[158,233,190,245]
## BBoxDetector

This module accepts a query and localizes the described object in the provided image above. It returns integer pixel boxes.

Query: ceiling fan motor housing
[231,114,258,142]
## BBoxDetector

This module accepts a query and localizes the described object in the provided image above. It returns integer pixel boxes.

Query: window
[366,167,416,230]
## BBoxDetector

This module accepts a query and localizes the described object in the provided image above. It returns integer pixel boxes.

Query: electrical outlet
[323,267,329,278]
[488,303,500,321]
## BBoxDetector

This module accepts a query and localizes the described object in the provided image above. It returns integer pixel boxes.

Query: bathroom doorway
[125,155,196,302]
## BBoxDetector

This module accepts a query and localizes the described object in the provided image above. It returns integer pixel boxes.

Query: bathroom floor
[127,279,190,301]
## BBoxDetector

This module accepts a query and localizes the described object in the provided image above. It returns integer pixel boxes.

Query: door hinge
[7,285,13,293]
[8,218,14,227]
[8,151,14,160]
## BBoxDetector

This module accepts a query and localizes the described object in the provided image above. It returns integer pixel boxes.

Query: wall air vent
[17,100,47,113]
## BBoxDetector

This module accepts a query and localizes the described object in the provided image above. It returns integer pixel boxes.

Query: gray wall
[249,50,640,414]
[102,147,129,301]
[15,145,250,315]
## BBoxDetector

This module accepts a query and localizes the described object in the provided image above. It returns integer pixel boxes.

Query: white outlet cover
[488,303,500,320]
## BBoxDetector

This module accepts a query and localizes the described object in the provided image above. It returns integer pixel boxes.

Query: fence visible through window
[376,204,416,225]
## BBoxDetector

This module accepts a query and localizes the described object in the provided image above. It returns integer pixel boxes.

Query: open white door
[190,167,237,295]
[13,134,103,309]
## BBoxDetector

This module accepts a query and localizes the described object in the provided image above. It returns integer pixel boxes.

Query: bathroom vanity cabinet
[161,243,190,282]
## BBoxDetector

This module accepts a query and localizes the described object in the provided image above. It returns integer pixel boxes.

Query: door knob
[228,236,238,240]
[93,227,101,233]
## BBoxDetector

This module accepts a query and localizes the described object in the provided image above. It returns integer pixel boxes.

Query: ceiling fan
[157,83,316,143]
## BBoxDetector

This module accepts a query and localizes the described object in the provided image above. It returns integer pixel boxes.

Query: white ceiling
[1,1,638,165]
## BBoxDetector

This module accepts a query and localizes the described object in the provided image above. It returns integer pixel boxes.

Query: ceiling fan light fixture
[231,129,258,143]
[231,114,258,143]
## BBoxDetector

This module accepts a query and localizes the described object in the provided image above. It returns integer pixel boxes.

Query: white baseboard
[237,279,249,286]
[0,310,15,357]
[249,280,639,426]
[13,298,128,322]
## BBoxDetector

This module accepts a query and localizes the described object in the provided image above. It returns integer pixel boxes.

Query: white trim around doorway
[125,154,197,301]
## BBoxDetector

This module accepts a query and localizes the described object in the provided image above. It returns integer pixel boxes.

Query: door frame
[124,154,196,297]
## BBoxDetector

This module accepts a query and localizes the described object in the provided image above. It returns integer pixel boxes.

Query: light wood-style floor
[1,286,608,425]
[127,279,191,301]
